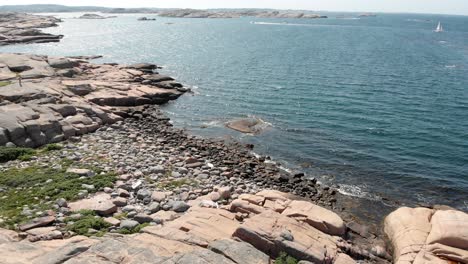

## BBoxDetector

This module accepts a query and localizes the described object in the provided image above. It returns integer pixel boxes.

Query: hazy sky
[3,0,468,15]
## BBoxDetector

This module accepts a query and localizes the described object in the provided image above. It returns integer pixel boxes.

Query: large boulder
[68,193,117,216]
[385,207,468,264]
[47,57,75,69]
[282,200,346,236]
[384,207,433,263]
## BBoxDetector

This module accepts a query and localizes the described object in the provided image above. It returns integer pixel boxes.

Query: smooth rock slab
[19,216,55,232]
[233,210,341,263]
[281,200,346,236]
[208,239,270,264]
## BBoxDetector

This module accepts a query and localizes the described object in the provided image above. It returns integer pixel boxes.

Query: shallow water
[2,12,467,210]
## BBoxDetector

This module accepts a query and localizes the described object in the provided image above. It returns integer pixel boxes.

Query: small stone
[122,205,137,213]
[151,191,166,202]
[171,201,190,213]
[209,192,221,202]
[104,217,120,226]
[117,188,130,198]
[132,180,143,190]
[186,162,203,168]
[81,184,95,190]
[147,202,160,214]
[112,197,127,207]
[133,214,153,224]
[120,220,139,230]
[66,168,95,177]
[151,165,165,174]
[137,189,152,200]
[218,187,232,200]
[56,198,67,208]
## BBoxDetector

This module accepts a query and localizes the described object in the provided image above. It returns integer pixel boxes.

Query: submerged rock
[226,117,269,134]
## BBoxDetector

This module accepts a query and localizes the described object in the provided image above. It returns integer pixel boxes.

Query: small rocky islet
[0,12,467,264]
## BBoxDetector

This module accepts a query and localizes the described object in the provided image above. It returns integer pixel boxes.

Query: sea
[1,12,467,210]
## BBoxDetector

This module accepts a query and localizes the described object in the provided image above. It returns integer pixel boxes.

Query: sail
[435,22,443,32]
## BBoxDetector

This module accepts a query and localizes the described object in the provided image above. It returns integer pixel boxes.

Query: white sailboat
[434,21,443,32]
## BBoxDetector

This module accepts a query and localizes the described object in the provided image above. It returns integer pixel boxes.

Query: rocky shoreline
[0,12,467,264]
[0,12,63,46]
[0,53,186,148]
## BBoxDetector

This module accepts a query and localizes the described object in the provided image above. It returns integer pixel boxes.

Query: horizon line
[0,4,467,17]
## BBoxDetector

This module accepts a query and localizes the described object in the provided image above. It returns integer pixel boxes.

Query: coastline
[1,11,467,264]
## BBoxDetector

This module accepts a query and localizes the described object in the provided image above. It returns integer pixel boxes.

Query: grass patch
[0,81,11,87]
[44,143,63,152]
[114,212,128,220]
[157,178,198,190]
[0,164,116,229]
[0,147,36,163]
[275,252,298,264]
[66,210,111,237]
[117,223,150,234]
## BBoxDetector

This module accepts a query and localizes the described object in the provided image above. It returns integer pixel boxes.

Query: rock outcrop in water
[138,17,157,21]
[0,53,186,147]
[0,12,63,46]
[78,13,116,19]
[226,117,269,134]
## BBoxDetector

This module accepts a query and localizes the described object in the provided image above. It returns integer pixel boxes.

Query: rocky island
[78,13,116,19]
[158,9,328,19]
[0,12,467,264]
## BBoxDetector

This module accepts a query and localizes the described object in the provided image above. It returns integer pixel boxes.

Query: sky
[2,0,468,16]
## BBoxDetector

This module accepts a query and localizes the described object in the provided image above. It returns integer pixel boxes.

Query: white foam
[251,21,315,27]
[338,184,371,199]
[201,120,224,127]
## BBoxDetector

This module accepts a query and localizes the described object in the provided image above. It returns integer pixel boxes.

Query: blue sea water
[2,12,467,210]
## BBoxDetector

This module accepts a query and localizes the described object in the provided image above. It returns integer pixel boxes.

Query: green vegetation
[117,223,150,234]
[0,81,11,87]
[0,163,116,229]
[44,143,63,151]
[66,210,111,237]
[0,147,36,163]
[0,144,64,163]
[157,178,198,190]
[114,212,128,220]
[275,252,298,264]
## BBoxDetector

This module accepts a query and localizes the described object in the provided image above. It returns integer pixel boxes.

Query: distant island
[157,9,328,19]
[78,13,116,19]
[0,5,333,19]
